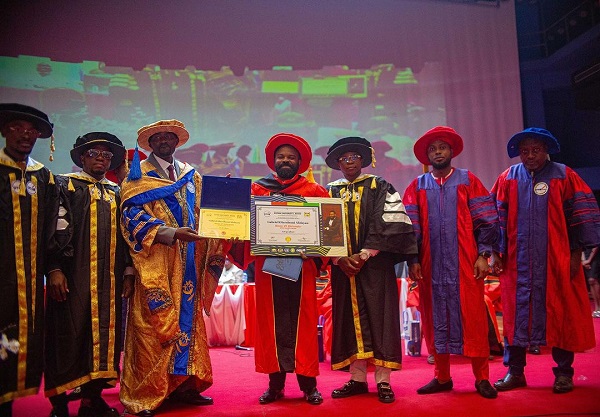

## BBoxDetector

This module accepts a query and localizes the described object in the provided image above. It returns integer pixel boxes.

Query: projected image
[0,55,446,189]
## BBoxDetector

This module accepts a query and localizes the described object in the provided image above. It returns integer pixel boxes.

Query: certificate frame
[251,195,348,257]
[198,175,252,240]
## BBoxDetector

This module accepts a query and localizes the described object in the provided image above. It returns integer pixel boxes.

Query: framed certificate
[199,175,252,240]
[251,195,348,257]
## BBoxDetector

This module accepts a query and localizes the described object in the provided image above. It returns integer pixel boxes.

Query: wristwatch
[359,251,370,261]
[479,251,492,259]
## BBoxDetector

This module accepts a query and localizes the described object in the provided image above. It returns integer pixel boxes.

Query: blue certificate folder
[262,257,303,281]
[200,175,251,210]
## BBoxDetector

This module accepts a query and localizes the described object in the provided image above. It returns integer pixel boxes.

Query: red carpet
[13,319,600,417]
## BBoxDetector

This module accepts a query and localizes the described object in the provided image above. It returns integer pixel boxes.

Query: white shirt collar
[154,154,181,172]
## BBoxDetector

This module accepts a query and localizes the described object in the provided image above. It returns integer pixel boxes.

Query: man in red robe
[232,133,329,405]
[492,128,600,394]
[403,126,499,399]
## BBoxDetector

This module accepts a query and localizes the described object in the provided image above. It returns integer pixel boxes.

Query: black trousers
[268,371,316,392]
[503,341,574,377]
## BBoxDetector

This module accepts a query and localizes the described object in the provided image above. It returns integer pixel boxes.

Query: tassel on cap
[306,166,316,183]
[370,146,376,168]
[127,146,142,181]
[49,135,55,161]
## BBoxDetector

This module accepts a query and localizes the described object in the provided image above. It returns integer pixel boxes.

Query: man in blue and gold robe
[119,120,229,417]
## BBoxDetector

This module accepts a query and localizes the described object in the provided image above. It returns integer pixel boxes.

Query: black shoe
[259,388,284,404]
[417,378,453,394]
[475,380,498,399]
[303,388,323,405]
[135,411,154,417]
[0,401,12,417]
[78,397,120,417]
[553,375,573,394]
[528,346,541,355]
[377,382,395,403]
[331,380,368,398]
[494,372,526,391]
[48,404,69,417]
[66,386,82,402]
[169,389,213,406]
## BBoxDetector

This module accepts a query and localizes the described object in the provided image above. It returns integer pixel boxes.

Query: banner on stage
[199,175,252,240]
[251,195,348,257]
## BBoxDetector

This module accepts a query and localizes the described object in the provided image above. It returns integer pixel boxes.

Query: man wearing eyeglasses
[326,137,418,404]
[44,132,134,417]
[492,128,600,394]
[0,103,58,417]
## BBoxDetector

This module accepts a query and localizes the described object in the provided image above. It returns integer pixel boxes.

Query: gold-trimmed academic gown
[119,159,228,414]
[44,172,129,396]
[1,151,59,405]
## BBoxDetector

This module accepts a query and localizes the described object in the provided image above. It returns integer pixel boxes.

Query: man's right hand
[338,254,364,277]
[47,270,69,302]
[174,227,202,242]
[491,251,504,275]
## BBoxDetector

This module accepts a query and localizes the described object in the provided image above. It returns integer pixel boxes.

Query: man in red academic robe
[492,128,600,394]
[231,133,329,405]
[403,126,499,399]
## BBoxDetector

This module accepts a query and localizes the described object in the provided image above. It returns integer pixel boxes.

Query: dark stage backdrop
[0,0,521,190]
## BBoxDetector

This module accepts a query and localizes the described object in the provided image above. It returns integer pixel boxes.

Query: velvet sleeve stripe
[567,191,600,227]
[122,206,165,252]
[382,191,413,224]
[468,195,499,230]
[404,204,422,241]
[468,195,499,253]
[565,191,600,249]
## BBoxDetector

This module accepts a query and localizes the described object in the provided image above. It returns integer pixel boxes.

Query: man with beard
[119,120,230,417]
[326,137,418,404]
[0,103,58,417]
[45,132,133,417]
[230,133,329,405]
[492,128,600,394]
[403,126,499,399]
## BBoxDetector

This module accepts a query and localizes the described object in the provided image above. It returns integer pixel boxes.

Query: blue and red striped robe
[403,169,499,357]
[492,161,600,352]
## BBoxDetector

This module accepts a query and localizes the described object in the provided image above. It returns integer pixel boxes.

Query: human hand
[474,256,490,279]
[47,270,69,302]
[122,275,135,298]
[338,254,364,277]
[174,227,202,242]
[490,252,503,275]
